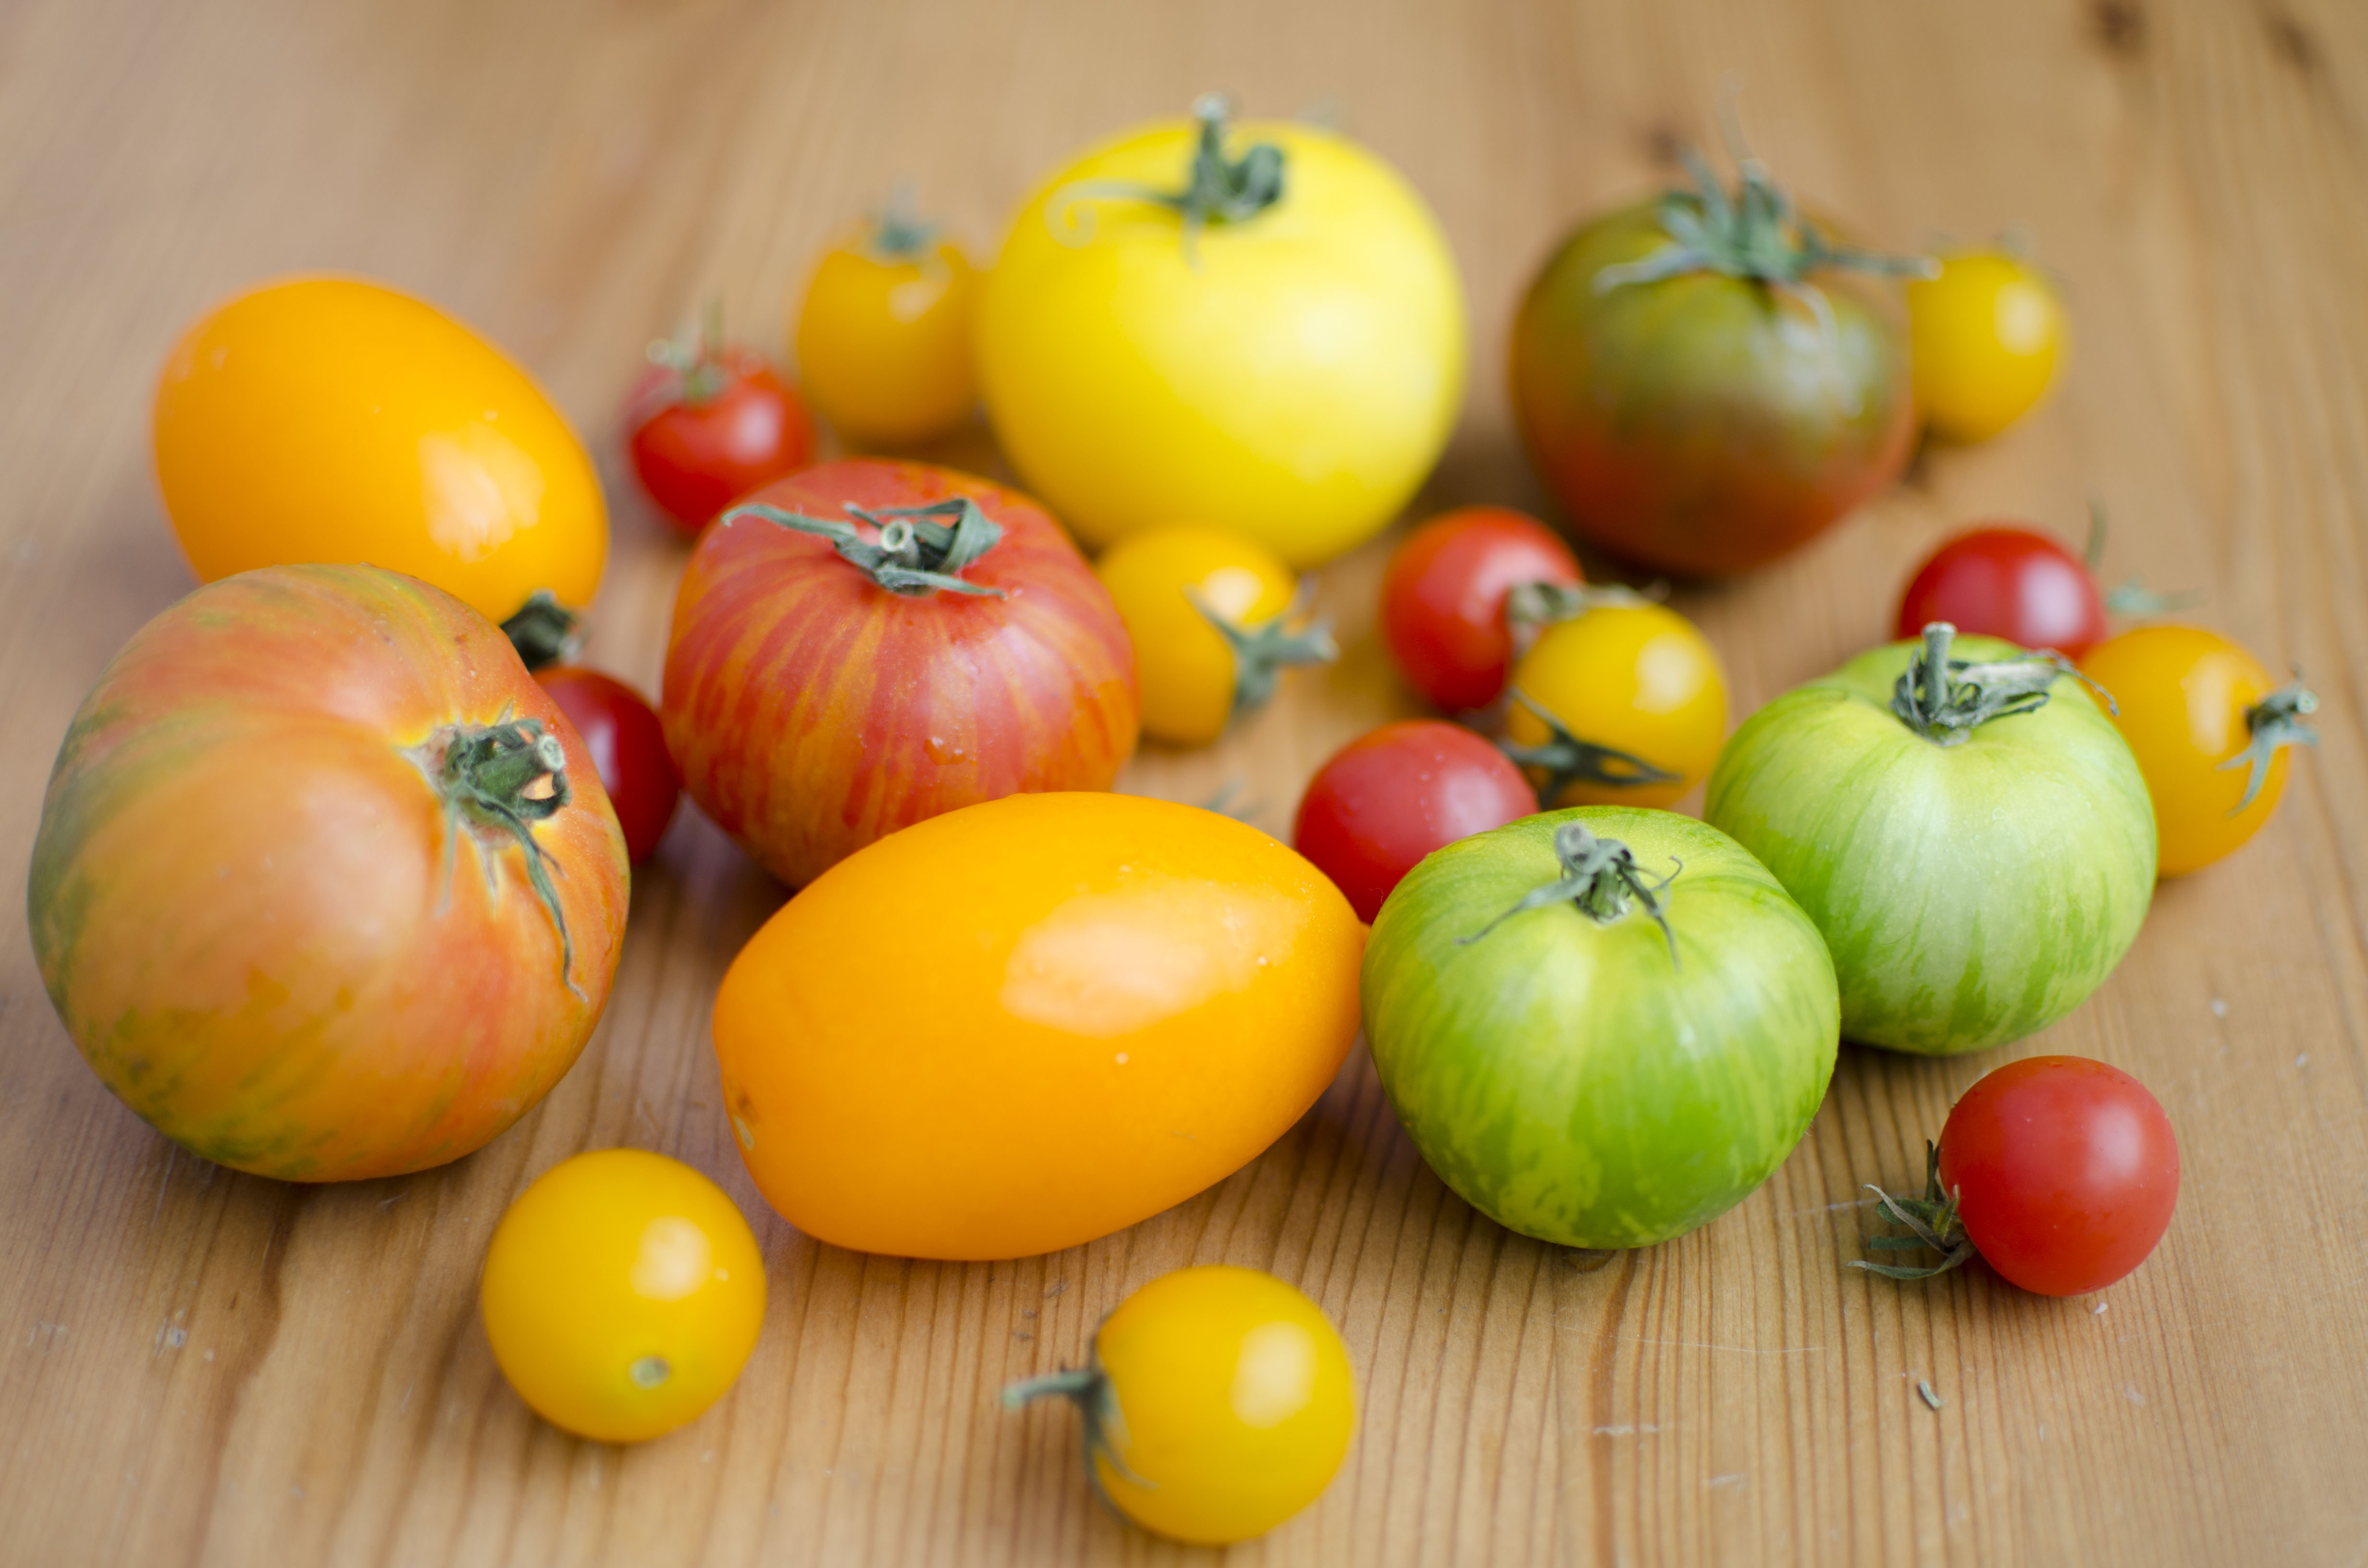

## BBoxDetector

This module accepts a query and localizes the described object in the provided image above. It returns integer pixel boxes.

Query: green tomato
[1704,628,2156,1055]
[1363,807,1838,1250]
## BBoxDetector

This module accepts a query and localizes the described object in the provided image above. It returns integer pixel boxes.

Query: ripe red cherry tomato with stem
[628,310,817,535]
[1381,507,1581,712]
[534,666,679,864]
[1293,720,1538,922]
[1894,525,2106,658]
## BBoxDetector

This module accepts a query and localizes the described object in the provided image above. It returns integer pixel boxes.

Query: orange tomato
[712,792,1364,1259]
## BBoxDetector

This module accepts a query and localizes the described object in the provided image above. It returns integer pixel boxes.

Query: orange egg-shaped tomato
[662,459,1138,888]
[154,277,606,624]
[713,793,1364,1259]
[27,565,629,1181]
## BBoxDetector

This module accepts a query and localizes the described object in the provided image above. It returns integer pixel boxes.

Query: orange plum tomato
[1293,721,1537,922]
[28,565,628,1181]
[794,196,980,448]
[483,1149,766,1443]
[1502,602,1727,809]
[626,327,816,535]
[662,459,1139,888]
[710,793,1365,1260]
[533,666,679,864]
[1380,506,1581,712]
[153,277,607,625]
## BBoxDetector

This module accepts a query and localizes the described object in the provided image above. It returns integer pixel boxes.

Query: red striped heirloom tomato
[28,565,629,1180]
[662,459,1139,887]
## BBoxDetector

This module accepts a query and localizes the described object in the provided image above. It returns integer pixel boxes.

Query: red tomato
[28,564,629,1181]
[1381,507,1581,711]
[534,666,679,864]
[662,459,1139,888]
[1938,1055,2180,1296]
[1293,721,1538,922]
[1895,526,2109,658]
[628,344,816,535]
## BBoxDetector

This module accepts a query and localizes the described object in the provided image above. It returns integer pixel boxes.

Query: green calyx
[1501,580,1659,644]
[727,497,1009,598]
[1187,587,1336,720]
[1500,688,1680,799]
[646,299,730,406]
[1847,1141,1976,1281]
[866,180,939,263]
[2220,679,2319,813]
[408,713,580,998]
[1003,1362,1152,1495]
[1048,93,1286,259]
[500,589,580,672]
[1890,622,2109,746]
[1460,819,1681,964]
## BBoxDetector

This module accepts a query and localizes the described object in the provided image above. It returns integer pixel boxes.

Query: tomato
[1895,525,2108,659]
[1501,601,1727,809]
[1365,808,1838,1248]
[1510,156,1922,576]
[626,323,815,534]
[794,196,979,447]
[663,459,1137,888]
[1380,506,1581,711]
[712,792,1364,1260]
[1909,250,2065,444]
[1005,1266,1355,1544]
[1856,1056,2179,1297]
[1293,721,1537,922]
[154,277,606,625]
[28,565,628,1181]
[533,666,679,864]
[1095,527,1335,747]
[978,96,1466,569]
[2079,625,2318,876]
[482,1149,766,1442]
[1707,625,2155,1054]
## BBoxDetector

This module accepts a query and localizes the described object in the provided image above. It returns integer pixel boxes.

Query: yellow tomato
[2080,625,2318,876]
[1504,602,1727,809]
[154,277,605,625]
[793,207,978,448]
[712,793,1364,1261]
[1006,1266,1356,1545]
[481,1149,766,1444]
[1095,527,1334,747]
[978,98,1466,568]
[1908,250,2066,444]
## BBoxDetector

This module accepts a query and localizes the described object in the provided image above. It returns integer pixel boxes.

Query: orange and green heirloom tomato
[1501,600,1728,809]
[2080,625,2318,877]
[153,276,607,625]
[27,565,629,1181]
[793,195,980,448]
[482,1150,766,1445]
[711,792,1365,1260]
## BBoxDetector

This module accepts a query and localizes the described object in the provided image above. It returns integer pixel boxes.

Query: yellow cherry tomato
[1503,601,1727,809]
[793,203,978,448]
[2080,625,2318,876]
[1095,527,1335,747]
[154,277,606,625]
[979,98,1466,568]
[1007,1266,1355,1545]
[481,1149,766,1444]
[1908,250,2066,444]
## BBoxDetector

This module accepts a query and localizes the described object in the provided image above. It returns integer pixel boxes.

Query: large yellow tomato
[1908,250,2066,444]
[711,792,1364,1260]
[793,205,979,448]
[978,97,1466,568]
[1503,602,1727,809]
[154,277,606,624]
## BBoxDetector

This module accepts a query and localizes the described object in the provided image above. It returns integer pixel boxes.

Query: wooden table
[4,0,2365,1561]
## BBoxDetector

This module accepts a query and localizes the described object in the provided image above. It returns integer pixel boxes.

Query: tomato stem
[1889,621,2111,745]
[1848,1141,1976,1281]
[1186,585,1337,723]
[645,300,730,405]
[1502,579,1663,653]
[2086,499,2202,621]
[500,589,580,672]
[1003,1362,1153,1495]
[867,180,939,263]
[726,498,1010,598]
[1498,688,1680,801]
[407,714,582,999]
[2220,677,2319,812]
[1045,93,1286,263]
[1459,818,1681,964]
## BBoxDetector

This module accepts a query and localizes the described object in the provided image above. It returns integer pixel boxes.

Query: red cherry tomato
[534,666,679,864]
[1895,526,2109,658]
[1293,720,1538,922]
[1381,507,1581,711]
[628,344,817,535]
[1938,1055,2180,1297]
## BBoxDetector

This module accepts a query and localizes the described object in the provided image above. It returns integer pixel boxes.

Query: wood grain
[3,0,2366,1562]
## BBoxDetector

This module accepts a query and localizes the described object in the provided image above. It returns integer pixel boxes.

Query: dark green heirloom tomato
[1705,625,2157,1055]
[1363,808,1838,1250]
[1509,152,1928,577]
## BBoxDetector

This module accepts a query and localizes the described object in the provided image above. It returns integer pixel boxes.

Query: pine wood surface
[3,0,2366,1562]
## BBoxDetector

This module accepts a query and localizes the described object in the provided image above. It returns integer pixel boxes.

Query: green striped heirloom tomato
[1362,808,1838,1249]
[1705,625,2156,1055]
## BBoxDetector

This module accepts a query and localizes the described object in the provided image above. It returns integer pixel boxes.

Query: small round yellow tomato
[1007,1266,1355,1545]
[1908,250,2066,444]
[481,1149,766,1444]
[793,204,978,448]
[1095,527,1334,747]
[2080,625,2318,876]
[1503,602,1727,809]
[154,277,606,625]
